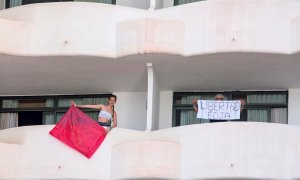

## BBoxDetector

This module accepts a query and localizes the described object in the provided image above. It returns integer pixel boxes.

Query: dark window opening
[18,111,43,126]
[22,0,73,5]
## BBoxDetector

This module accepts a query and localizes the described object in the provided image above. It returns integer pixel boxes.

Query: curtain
[247,94,286,104]
[271,108,287,124]
[58,98,82,107]
[58,97,107,107]
[247,110,268,122]
[2,99,18,108]
[45,99,54,107]
[74,0,114,4]
[246,94,287,123]
[0,113,18,130]
[86,112,98,121]
[56,112,65,123]
[0,100,19,129]
[178,95,211,125]
[83,97,108,105]
[83,98,106,121]
[56,111,98,123]
[9,0,22,8]
[179,95,199,104]
[44,113,55,125]
[179,109,210,125]
[177,94,218,105]
[56,97,106,123]
[176,0,203,5]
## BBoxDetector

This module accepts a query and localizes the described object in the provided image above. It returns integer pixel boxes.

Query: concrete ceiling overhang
[0,1,300,95]
[0,52,300,95]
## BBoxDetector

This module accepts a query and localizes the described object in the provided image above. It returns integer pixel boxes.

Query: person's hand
[71,101,77,107]
[192,99,198,105]
[240,99,245,108]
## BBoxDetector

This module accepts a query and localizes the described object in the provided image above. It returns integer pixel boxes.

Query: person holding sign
[192,94,245,122]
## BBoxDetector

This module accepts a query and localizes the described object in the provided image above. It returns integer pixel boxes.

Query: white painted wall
[112,92,147,131]
[0,0,5,10]
[288,89,300,125]
[159,91,173,129]
[116,0,150,9]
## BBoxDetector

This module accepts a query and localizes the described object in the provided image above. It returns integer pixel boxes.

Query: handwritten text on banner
[197,100,241,120]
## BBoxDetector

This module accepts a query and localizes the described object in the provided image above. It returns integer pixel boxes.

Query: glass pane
[247,94,286,104]
[58,98,82,107]
[44,112,55,125]
[55,111,98,123]
[175,94,228,105]
[82,97,108,105]
[2,100,18,108]
[0,113,18,129]
[86,112,98,121]
[247,109,269,122]
[271,108,287,124]
[45,99,54,107]
[175,95,200,105]
[9,0,22,8]
[58,97,108,107]
[175,0,204,5]
[176,109,209,126]
[55,112,65,123]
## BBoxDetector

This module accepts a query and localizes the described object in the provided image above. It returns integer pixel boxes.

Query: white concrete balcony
[0,0,300,95]
[1,122,300,179]
[1,1,300,57]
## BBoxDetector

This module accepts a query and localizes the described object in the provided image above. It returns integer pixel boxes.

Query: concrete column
[146,63,160,131]
[149,0,155,10]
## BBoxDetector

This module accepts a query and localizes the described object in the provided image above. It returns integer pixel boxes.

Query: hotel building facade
[1,0,300,179]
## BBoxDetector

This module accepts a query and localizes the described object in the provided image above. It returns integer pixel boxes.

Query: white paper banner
[197,100,241,120]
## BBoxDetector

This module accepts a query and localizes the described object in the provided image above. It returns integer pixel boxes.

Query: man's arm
[192,99,198,112]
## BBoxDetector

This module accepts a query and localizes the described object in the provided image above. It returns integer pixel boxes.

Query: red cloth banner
[49,105,107,158]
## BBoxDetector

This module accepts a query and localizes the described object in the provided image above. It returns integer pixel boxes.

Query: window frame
[172,91,288,126]
[5,0,116,8]
[0,94,112,124]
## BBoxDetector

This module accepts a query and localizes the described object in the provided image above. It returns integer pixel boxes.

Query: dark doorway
[18,111,43,126]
